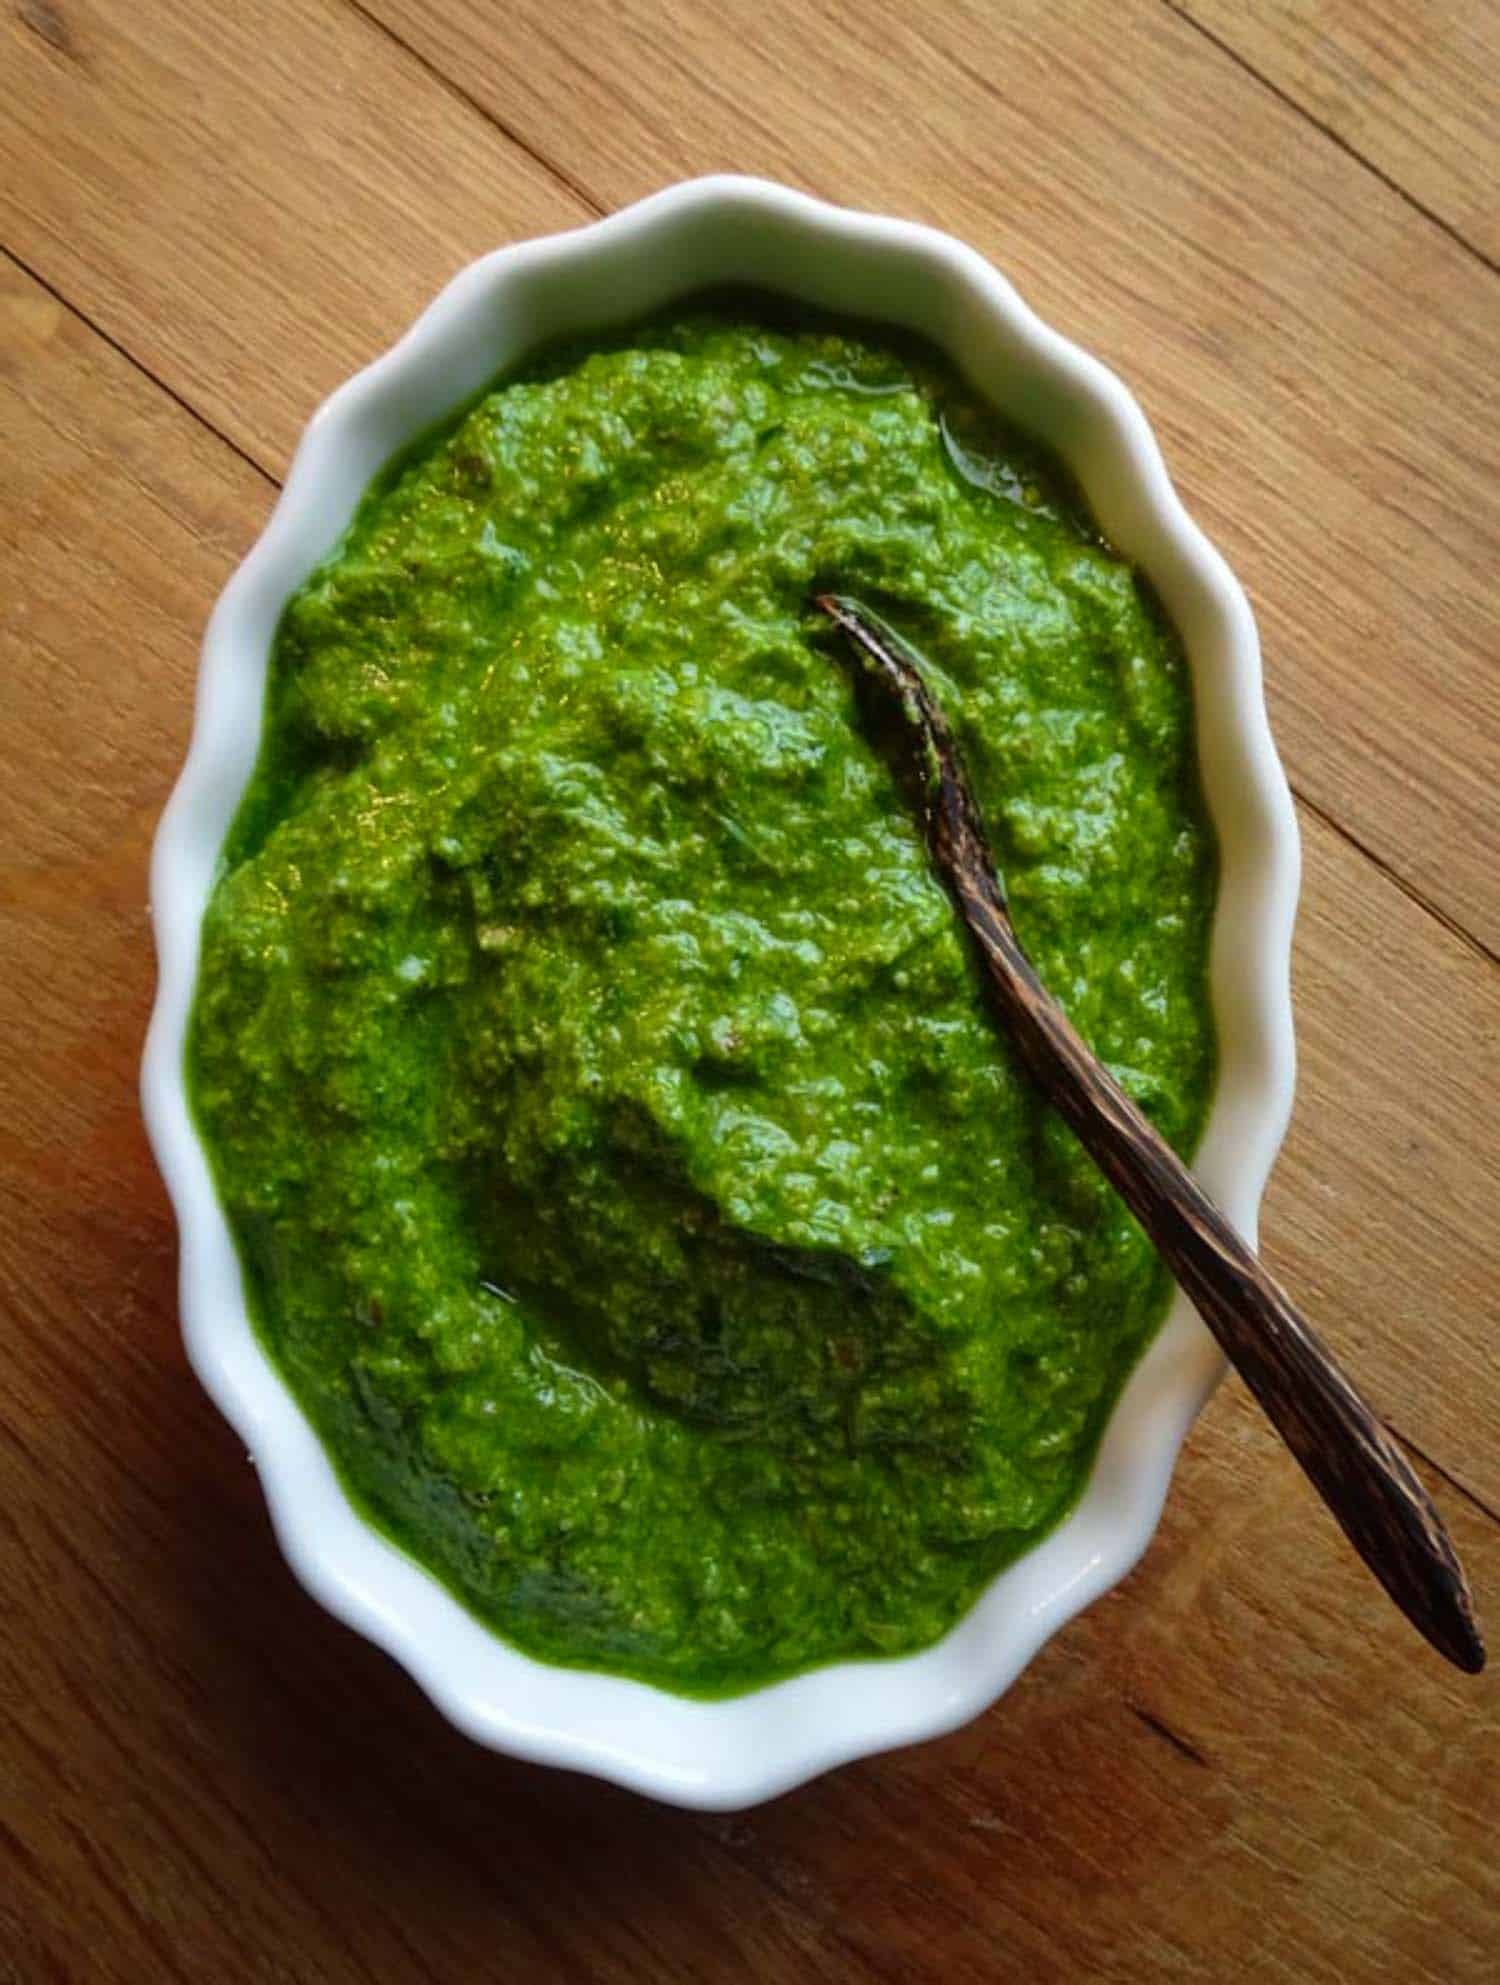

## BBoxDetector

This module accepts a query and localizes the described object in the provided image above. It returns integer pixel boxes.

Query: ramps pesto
[190,303,1217,1695]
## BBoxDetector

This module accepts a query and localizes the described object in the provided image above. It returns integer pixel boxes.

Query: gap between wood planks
[1393,1427,1500,1533]
[341,0,607,221]
[1,247,275,492]
[1129,1704,1211,1768]
[1160,0,1500,284]
[1292,789,1500,976]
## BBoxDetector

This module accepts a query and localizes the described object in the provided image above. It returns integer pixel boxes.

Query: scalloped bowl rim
[141,175,1299,1810]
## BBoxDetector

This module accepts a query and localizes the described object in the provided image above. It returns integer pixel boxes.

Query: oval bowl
[142,175,1299,1810]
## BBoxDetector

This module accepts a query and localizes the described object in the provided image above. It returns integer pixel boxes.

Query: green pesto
[189,300,1217,1696]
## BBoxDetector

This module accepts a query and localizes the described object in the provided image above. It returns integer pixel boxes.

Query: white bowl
[142,175,1299,1809]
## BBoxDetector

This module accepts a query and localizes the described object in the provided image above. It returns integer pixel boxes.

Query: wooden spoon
[816,592,1484,1674]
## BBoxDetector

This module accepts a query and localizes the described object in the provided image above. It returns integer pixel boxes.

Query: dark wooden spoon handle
[817,593,1484,1674]
[955,860,1483,1673]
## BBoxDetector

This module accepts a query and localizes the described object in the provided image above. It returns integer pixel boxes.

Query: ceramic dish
[141,175,1299,1809]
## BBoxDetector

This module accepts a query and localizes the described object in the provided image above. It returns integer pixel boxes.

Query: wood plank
[0,0,589,472]
[1178,0,1500,264]
[345,0,1500,964]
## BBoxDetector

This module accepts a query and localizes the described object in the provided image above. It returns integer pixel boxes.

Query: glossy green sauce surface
[190,301,1217,1694]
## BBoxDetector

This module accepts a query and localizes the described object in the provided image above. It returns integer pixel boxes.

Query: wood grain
[0,0,588,471]
[1261,816,1500,1510]
[3,2,1499,1980]
[354,0,1500,960]
[1179,0,1500,264]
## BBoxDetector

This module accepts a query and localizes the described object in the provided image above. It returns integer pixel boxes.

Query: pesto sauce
[189,300,1217,1695]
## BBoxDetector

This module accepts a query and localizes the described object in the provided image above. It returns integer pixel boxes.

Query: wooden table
[4,3,1498,1977]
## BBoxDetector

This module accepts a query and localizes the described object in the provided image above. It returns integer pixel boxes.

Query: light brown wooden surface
[1179,0,1500,264]
[3,3,1497,1979]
